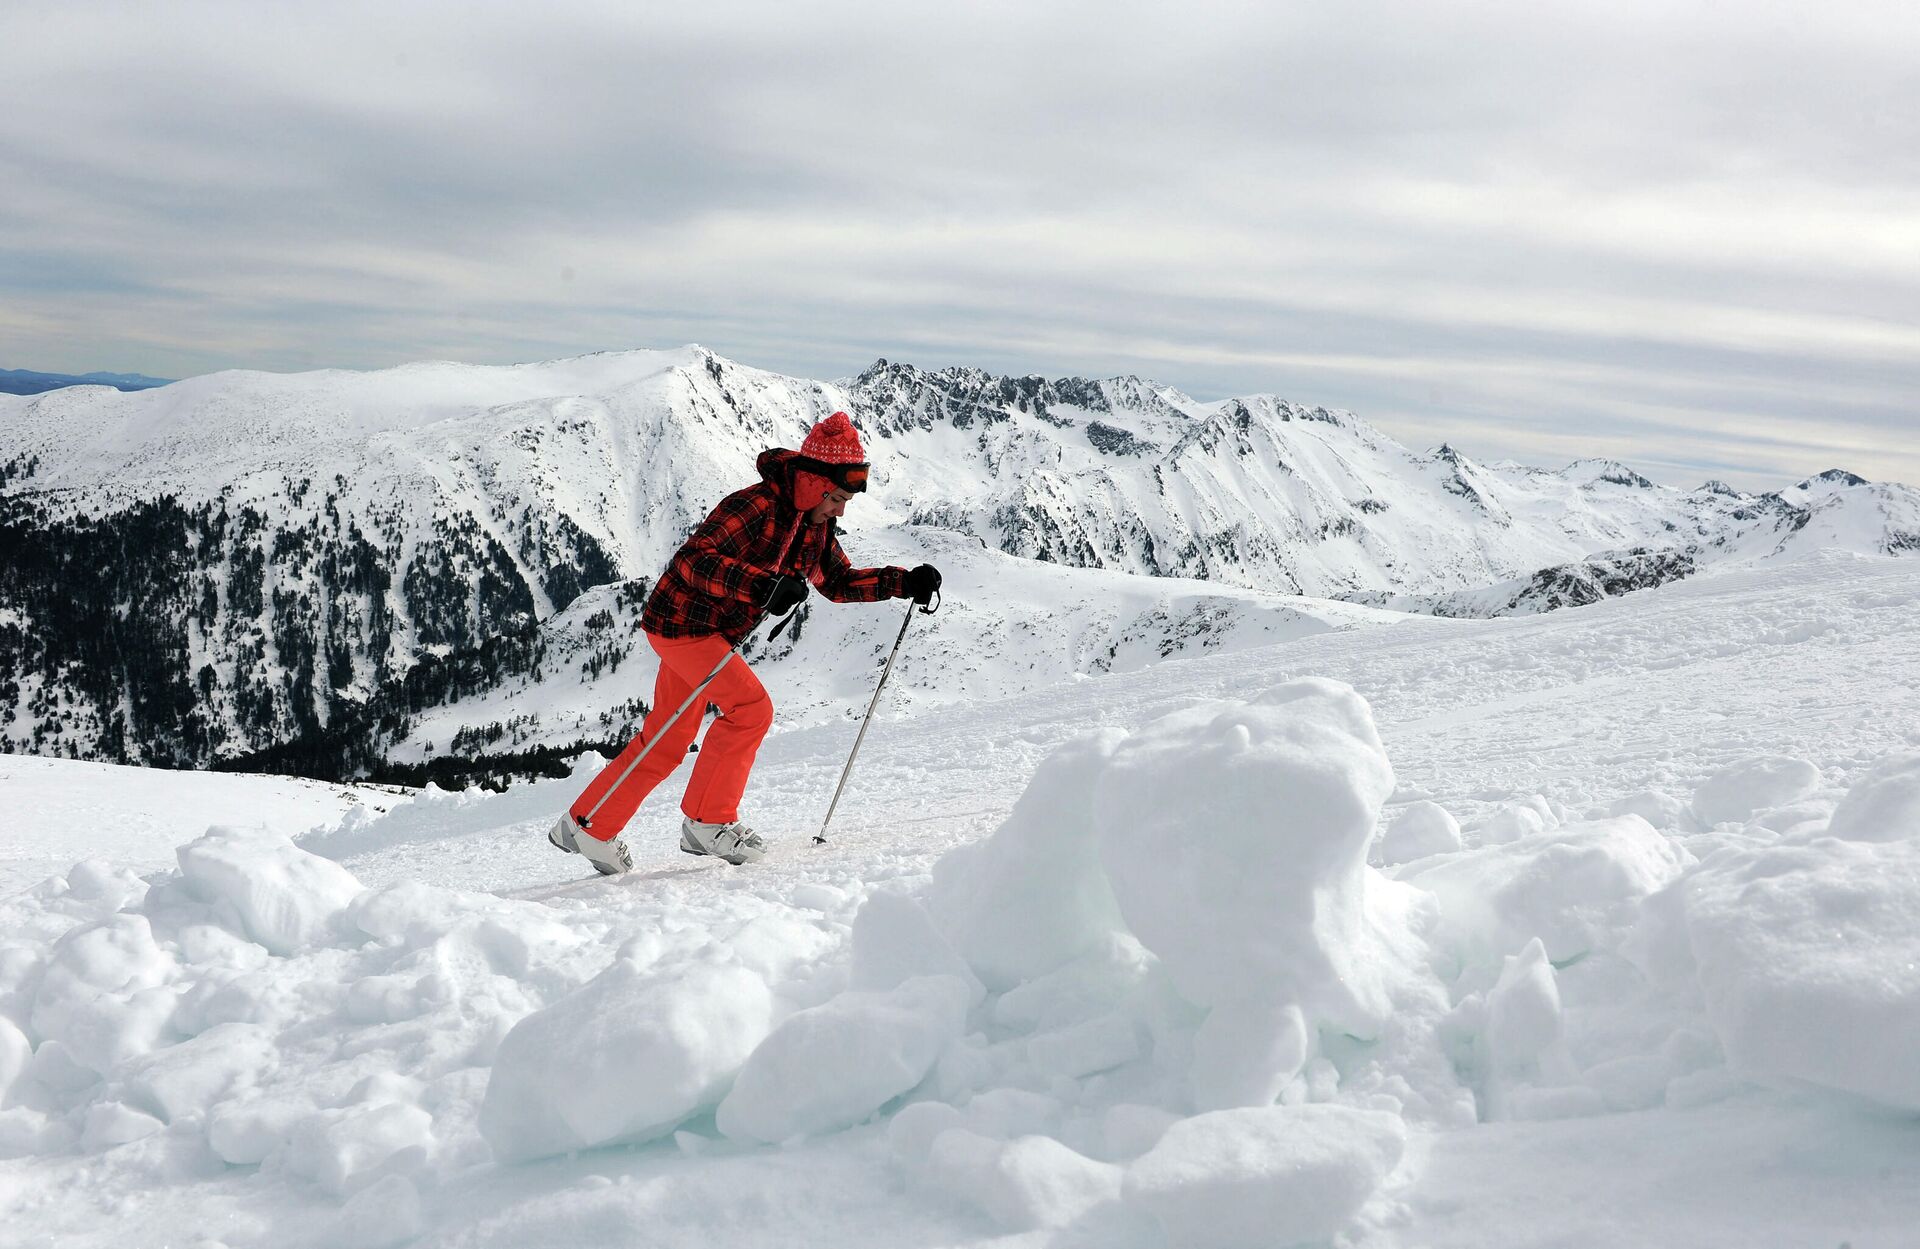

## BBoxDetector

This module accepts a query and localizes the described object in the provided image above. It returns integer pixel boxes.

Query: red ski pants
[568,631,773,840]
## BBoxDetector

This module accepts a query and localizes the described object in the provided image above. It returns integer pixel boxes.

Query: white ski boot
[679,816,767,866]
[550,815,632,876]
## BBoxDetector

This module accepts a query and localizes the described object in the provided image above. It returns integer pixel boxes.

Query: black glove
[763,573,808,616]
[903,563,942,605]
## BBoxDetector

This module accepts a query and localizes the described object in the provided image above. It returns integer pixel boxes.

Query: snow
[715,974,970,1144]
[1824,751,1920,842]
[0,754,394,896]
[3,551,1920,1246]
[1095,678,1401,1034]
[845,888,982,1002]
[1667,836,1920,1110]
[1689,755,1822,826]
[481,958,776,1162]
[1123,1104,1407,1249]
[923,728,1128,992]
[174,826,362,956]
[1402,815,1686,965]
[923,1129,1122,1230]
[1376,799,1462,864]
[1190,1000,1307,1113]
[1605,788,1696,831]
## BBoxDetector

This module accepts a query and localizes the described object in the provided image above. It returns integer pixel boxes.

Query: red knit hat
[800,411,867,465]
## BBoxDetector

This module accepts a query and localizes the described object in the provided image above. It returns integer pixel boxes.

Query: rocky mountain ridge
[1,346,1913,776]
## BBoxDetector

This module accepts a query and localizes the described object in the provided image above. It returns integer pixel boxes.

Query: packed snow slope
[4,346,1915,773]
[0,756,401,898]
[4,550,1920,1248]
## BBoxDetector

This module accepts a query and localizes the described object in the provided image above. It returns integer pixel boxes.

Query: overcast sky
[3,1,1916,489]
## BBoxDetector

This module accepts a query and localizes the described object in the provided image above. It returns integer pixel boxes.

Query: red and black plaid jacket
[642,448,909,643]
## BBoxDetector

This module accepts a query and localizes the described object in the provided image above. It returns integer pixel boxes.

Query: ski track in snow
[3,552,1919,1248]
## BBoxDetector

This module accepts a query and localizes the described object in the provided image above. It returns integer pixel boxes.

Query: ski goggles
[810,461,869,493]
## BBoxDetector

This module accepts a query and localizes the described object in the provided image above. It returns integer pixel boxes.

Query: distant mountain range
[0,346,1913,780]
[0,367,174,396]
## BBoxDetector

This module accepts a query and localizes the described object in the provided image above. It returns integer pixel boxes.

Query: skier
[548,411,941,874]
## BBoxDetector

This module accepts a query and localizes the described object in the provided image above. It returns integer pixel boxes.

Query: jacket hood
[756,448,806,503]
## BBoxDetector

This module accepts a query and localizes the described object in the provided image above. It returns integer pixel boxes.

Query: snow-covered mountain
[1,346,1914,773]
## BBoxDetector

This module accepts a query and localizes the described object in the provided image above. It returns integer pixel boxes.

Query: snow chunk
[1607,790,1696,832]
[1680,836,1920,1109]
[924,729,1128,991]
[63,859,147,911]
[1486,939,1567,1078]
[176,825,362,955]
[927,1129,1123,1231]
[1026,1012,1142,1081]
[208,1097,309,1166]
[716,975,970,1145]
[82,1101,164,1151]
[1191,1000,1308,1113]
[1826,752,1920,843]
[30,913,177,1073]
[0,1017,32,1104]
[1095,678,1398,1034]
[287,1101,435,1195]
[1474,938,1588,1120]
[1473,803,1548,845]
[1124,1104,1406,1249]
[120,1021,277,1122]
[887,1099,965,1167]
[1403,816,1686,965]
[1102,1102,1181,1159]
[327,1174,425,1249]
[481,960,774,1162]
[1691,757,1820,826]
[959,1087,1065,1140]
[1377,800,1461,864]
[849,890,983,1003]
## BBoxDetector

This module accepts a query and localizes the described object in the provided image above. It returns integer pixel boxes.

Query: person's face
[809,485,853,522]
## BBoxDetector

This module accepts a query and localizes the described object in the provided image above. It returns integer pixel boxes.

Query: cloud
[2,0,1916,489]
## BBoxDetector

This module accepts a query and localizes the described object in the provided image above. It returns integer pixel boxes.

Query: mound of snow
[1676,836,1920,1110]
[1377,800,1462,864]
[120,1021,278,1123]
[925,678,1435,1132]
[1691,756,1821,827]
[480,958,775,1162]
[28,912,179,1074]
[716,975,971,1144]
[1403,816,1687,965]
[0,1018,29,1102]
[847,890,983,1002]
[925,1130,1123,1231]
[1606,790,1696,832]
[1123,1104,1406,1249]
[1470,799,1557,846]
[175,825,362,956]
[1825,752,1920,842]
[924,729,1128,991]
[1190,1001,1308,1113]
[1472,938,1599,1121]
[1094,678,1399,1034]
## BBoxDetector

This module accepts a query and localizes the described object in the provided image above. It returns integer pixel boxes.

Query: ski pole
[814,590,938,846]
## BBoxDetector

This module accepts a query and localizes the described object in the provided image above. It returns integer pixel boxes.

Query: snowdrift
[5,675,1920,1245]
